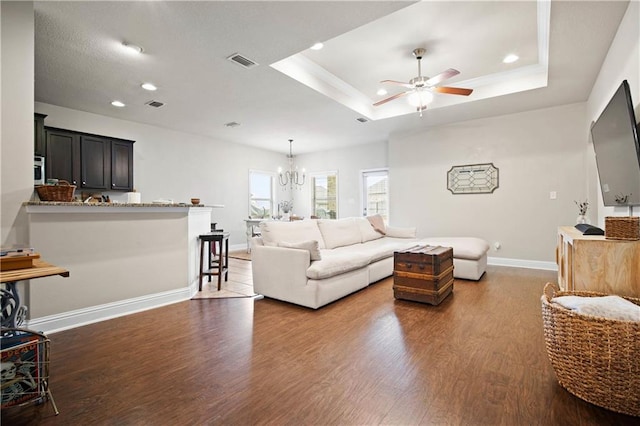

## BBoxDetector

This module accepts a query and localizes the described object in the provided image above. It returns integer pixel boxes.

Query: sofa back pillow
[317,218,363,249]
[366,214,387,235]
[355,217,384,243]
[278,240,322,261]
[260,220,326,249]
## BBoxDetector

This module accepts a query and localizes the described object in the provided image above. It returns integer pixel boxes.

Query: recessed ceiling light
[503,54,519,64]
[141,83,157,91]
[122,42,143,55]
[111,100,126,107]
[310,42,324,51]
[377,88,387,96]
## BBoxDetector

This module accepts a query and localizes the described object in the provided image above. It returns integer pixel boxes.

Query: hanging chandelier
[278,139,305,189]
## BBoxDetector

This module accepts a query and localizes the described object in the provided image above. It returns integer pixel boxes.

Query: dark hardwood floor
[3,263,637,425]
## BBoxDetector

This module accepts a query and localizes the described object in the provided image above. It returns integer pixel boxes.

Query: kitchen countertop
[24,201,220,207]
[23,201,224,213]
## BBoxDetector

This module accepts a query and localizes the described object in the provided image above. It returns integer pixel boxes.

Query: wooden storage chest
[393,245,454,305]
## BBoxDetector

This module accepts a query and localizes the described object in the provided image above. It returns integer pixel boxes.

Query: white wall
[34,102,285,248]
[389,102,588,262]
[1,1,34,246]
[587,0,640,225]
[295,142,387,218]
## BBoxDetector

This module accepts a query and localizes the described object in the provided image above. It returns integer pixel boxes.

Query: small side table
[393,245,454,305]
[1,258,69,328]
[198,232,230,291]
[0,257,67,416]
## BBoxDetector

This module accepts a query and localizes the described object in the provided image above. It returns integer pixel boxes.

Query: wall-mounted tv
[590,80,640,206]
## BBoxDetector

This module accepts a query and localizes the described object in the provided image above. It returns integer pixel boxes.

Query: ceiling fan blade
[434,86,473,96]
[381,80,413,89]
[425,68,460,86]
[373,91,411,106]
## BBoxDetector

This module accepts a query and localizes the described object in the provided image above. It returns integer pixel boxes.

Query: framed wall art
[447,163,499,194]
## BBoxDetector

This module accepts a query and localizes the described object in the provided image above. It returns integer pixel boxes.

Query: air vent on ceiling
[227,53,259,69]
[356,117,368,123]
[145,100,165,108]
[225,121,240,128]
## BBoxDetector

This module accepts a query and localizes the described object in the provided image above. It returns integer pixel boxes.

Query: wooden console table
[556,226,640,297]
[1,259,69,328]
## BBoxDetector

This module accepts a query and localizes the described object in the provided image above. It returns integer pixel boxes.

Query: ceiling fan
[373,48,473,115]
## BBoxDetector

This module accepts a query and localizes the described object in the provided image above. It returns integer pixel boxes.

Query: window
[249,170,275,218]
[362,169,389,221]
[311,171,338,219]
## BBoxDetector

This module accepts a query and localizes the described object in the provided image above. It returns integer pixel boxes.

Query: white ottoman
[420,237,490,280]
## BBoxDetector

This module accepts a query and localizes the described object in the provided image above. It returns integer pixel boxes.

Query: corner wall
[1,1,34,246]
[587,0,640,225]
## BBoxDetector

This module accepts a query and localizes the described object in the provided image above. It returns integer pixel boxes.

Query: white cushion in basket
[552,295,640,322]
[317,218,362,249]
[260,220,326,249]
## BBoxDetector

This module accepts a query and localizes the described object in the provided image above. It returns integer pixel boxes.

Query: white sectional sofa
[251,217,490,309]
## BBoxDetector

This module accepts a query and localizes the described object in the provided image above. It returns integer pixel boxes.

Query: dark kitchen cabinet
[34,113,47,156]
[80,135,110,190]
[45,127,134,191]
[46,128,80,186]
[111,140,134,191]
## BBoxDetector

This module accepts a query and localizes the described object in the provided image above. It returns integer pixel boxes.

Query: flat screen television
[590,80,640,206]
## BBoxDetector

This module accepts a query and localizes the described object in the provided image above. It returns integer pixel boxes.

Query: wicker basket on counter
[605,216,640,240]
[541,283,640,417]
[35,180,76,202]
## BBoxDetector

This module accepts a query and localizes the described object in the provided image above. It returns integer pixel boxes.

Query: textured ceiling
[34,1,629,154]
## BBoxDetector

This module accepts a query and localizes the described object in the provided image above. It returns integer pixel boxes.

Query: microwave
[34,156,45,185]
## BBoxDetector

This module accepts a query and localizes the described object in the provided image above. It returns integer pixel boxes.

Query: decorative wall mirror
[447,163,499,194]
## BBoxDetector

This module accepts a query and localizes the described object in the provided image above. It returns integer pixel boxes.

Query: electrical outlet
[550,191,557,200]
[494,242,501,250]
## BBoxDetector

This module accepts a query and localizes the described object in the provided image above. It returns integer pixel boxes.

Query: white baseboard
[27,286,195,334]
[488,256,557,271]
[229,243,248,252]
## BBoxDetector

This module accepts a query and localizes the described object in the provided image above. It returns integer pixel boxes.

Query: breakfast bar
[23,202,218,332]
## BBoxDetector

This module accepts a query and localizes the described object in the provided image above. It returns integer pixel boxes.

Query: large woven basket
[541,283,640,416]
[35,180,76,202]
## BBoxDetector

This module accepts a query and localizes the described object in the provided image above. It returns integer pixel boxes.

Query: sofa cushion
[260,220,326,249]
[317,218,362,249]
[420,237,490,260]
[355,217,384,243]
[306,251,370,280]
[367,214,387,235]
[385,226,417,238]
[278,240,322,261]
[332,237,419,264]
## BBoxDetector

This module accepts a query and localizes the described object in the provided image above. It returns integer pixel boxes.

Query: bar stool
[198,231,230,291]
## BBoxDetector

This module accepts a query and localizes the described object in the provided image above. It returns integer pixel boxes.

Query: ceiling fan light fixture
[407,90,433,107]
